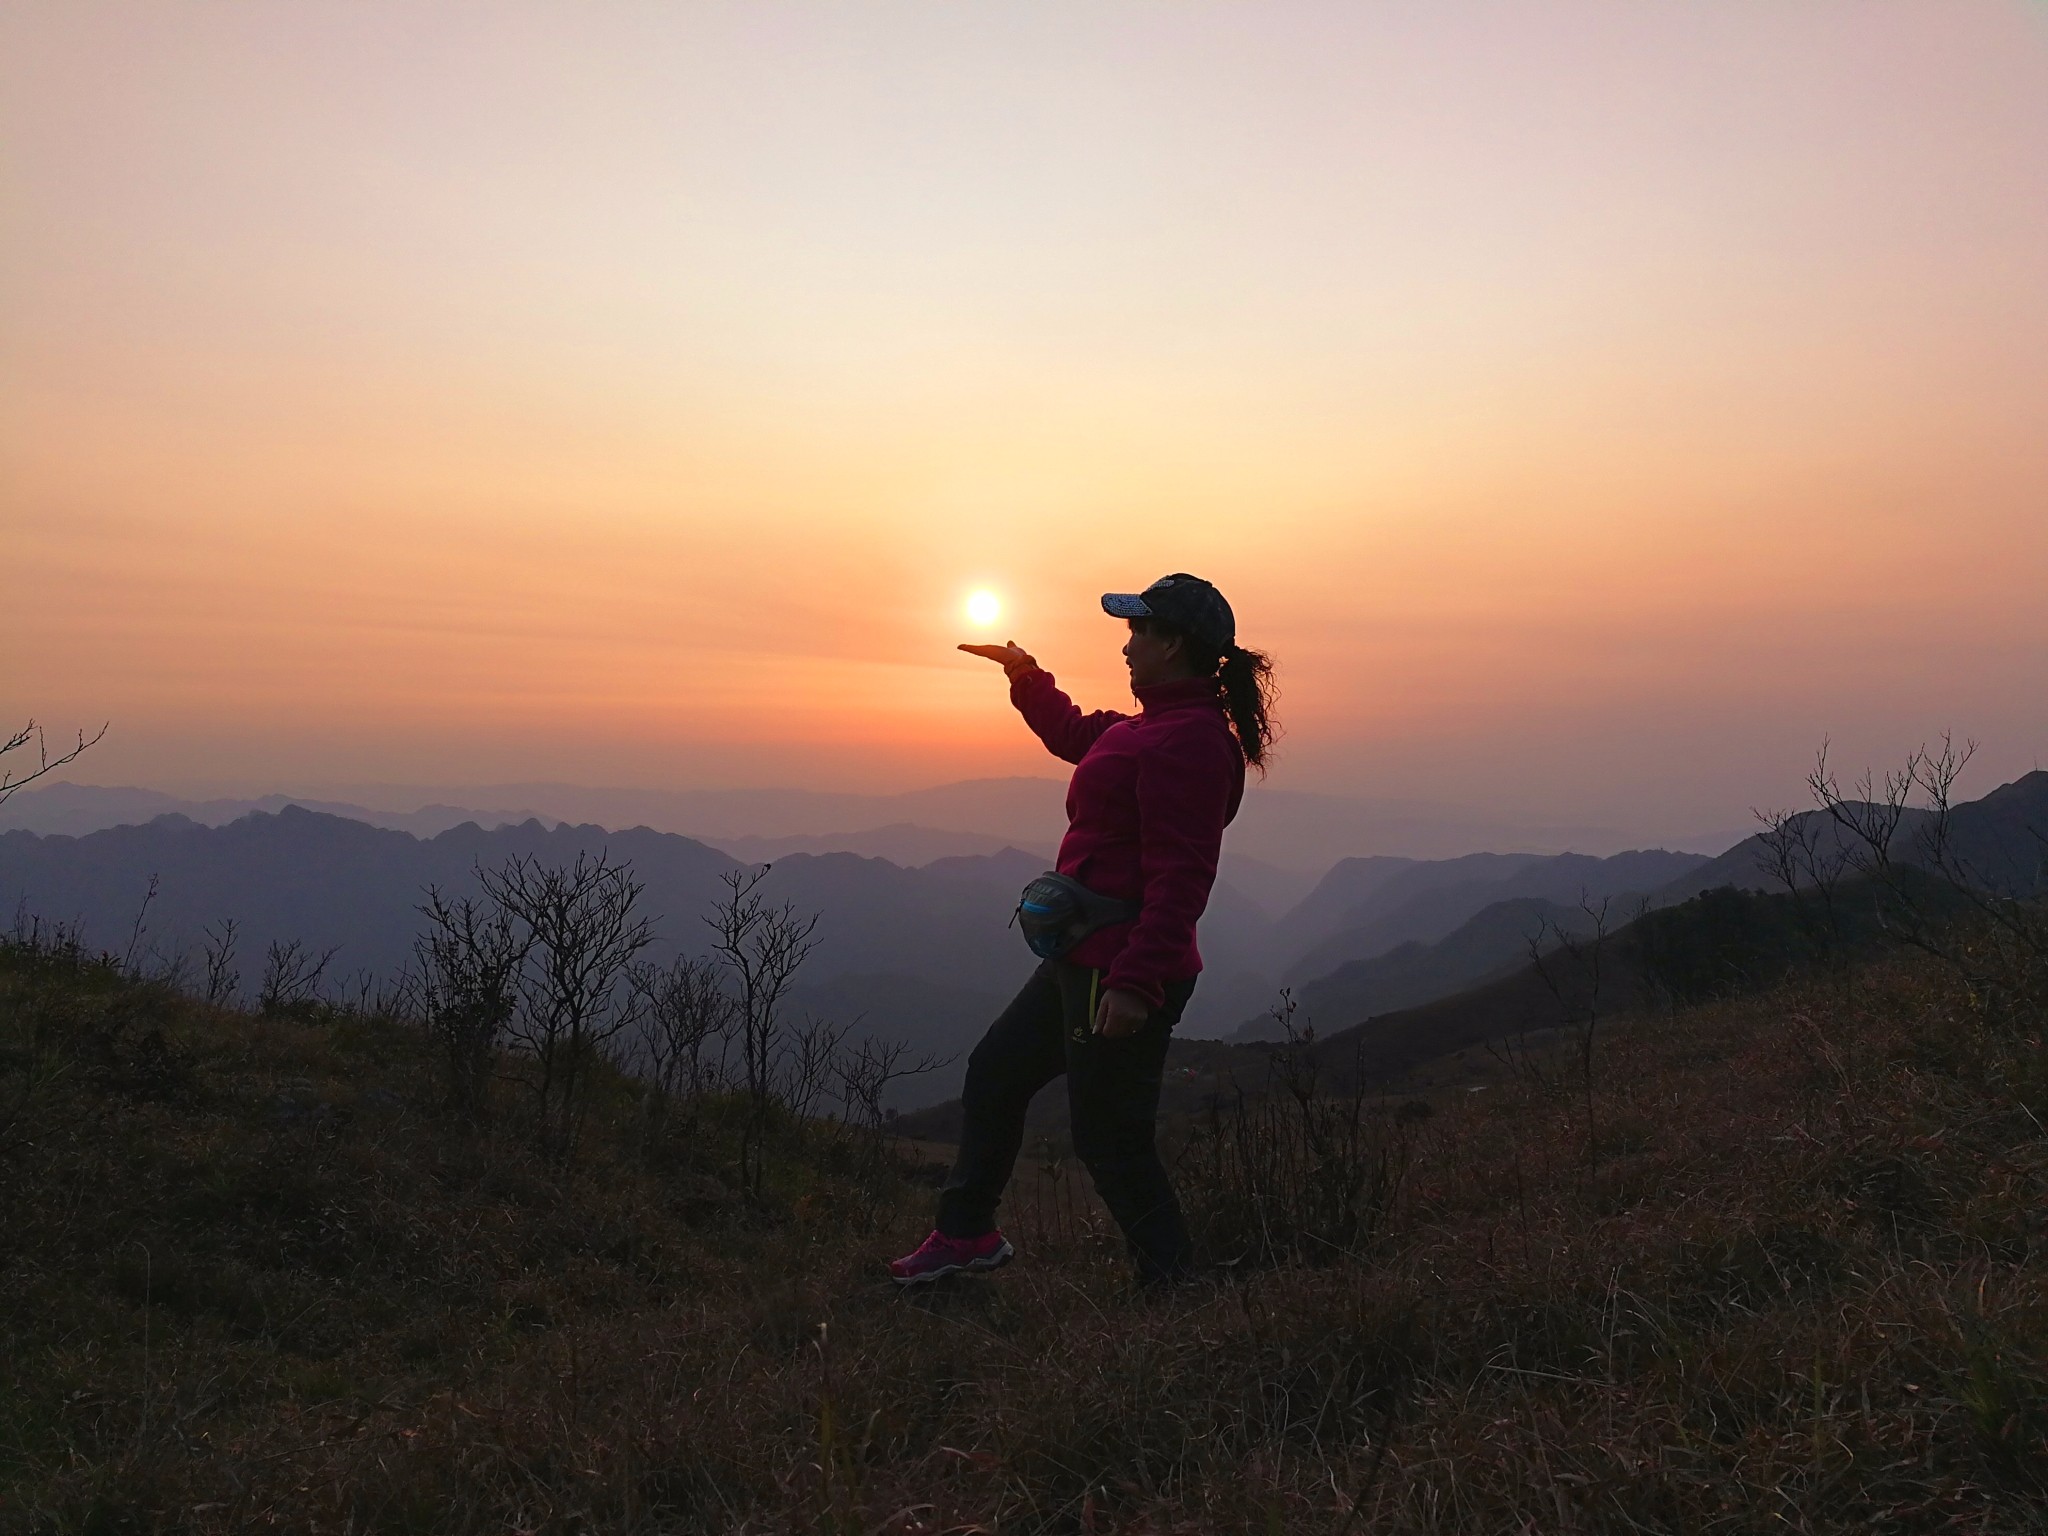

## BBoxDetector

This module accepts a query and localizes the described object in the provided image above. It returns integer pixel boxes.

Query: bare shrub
[833,1033,943,1139]
[704,867,819,1198]
[488,852,654,1159]
[624,954,736,1148]
[257,938,338,1018]
[411,887,532,1119]
[121,874,160,976]
[1752,798,1857,975]
[199,919,240,1007]
[782,1015,850,1125]
[830,1034,945,1226]
[1180,992,1413,1268]
[1806,735,2047,1038]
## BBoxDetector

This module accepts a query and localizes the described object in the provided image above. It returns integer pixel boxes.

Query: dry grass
[2,932,2045,1534]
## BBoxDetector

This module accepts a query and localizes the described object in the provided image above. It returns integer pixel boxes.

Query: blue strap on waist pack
[1014,871,1139,961]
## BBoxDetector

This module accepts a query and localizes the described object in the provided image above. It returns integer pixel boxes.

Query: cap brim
[1101,592,1153,619]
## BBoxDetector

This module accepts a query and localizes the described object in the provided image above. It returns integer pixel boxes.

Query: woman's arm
[959,641,1127,765]
[1008,667,1129,766]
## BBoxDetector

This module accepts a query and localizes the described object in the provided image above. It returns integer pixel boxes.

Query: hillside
[4,890,2045,1531]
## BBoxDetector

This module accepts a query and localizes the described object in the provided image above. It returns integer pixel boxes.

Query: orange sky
[5,2,2046,841]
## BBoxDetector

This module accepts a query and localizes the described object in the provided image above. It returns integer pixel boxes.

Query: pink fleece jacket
[1010,667,1245,1007]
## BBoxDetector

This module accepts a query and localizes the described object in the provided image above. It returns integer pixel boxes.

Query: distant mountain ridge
[702,824,1045,868]
[5,775,1644,869]
[0,783,560,839]
[1236,895,1600,1042]
[1270,847,1709,990]
[1248,772,2048,1047]
[11,771,2044,1113]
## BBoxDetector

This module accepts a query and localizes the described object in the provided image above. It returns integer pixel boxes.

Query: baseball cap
[1101,573,1236,654]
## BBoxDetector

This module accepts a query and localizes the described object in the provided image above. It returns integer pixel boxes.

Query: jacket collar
[1134,676,1223,715]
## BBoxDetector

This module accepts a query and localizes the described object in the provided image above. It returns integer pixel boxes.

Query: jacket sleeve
[1103,722,1237,1008]
[1010,667,1128,766]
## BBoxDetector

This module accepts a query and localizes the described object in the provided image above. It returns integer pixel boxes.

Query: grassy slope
[3,936,2046,1534]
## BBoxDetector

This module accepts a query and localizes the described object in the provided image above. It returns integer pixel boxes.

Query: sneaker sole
[891,1240,1015,1286]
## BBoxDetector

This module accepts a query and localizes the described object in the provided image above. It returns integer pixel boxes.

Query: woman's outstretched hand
[958,640,1038,679]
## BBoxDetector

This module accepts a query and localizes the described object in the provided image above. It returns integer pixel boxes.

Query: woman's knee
[960,1039,1036,1114]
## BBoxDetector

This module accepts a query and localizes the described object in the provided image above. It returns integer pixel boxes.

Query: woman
[890,573,1277,1289]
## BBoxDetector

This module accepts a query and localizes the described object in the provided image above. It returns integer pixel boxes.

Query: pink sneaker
[889,1229,1014,1286]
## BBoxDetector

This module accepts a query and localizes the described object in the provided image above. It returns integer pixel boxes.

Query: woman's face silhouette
[1122,619,1195,690]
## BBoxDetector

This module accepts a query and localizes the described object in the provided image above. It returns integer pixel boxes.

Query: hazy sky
[6,2,2046,840]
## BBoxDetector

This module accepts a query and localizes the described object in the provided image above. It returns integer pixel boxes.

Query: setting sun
[965,589,1002,628]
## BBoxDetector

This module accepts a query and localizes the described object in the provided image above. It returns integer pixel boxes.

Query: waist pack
[1014,871,1139,961]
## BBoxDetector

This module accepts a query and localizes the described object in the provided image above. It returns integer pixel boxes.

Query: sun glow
[965,589,1002,628]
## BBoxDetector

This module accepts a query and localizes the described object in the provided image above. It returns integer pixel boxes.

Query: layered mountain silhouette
[1276,849,1709,980]
[0,809,1740,1106]
[12,771,2038,1113]
[0,809,1274,1103]
[1240,895,1602,1041]
[1229,848,1709,1040]
[1241,771,2048,1047]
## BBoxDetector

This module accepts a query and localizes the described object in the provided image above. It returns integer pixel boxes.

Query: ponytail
[1129,614,1280,772]
[1216,643,1278,773]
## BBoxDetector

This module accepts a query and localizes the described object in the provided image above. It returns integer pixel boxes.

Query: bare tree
[625,953,737,1148]
[0,719,108,807]
[1806,735,2048,1036]
[488,852,655,1158]
[1806,740,1926,884]
[833,1034,944,1138]
[832,1034,946,1226]
[259,938,339,1018]
[1753,797,1851,972]
[411,886,532,1119]
[704,866,819,1198]
[783,1015,851,1124]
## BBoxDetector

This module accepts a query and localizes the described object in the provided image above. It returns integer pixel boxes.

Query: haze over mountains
[0,778,1709,1106]
[9,772,2037,1109]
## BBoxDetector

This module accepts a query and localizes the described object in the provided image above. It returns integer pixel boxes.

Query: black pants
[936,958,1196,1285]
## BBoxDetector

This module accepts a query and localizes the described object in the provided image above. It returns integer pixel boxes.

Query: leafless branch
[704,865,821,1198]
[486,851,656,1159]
[0,719,109,806]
